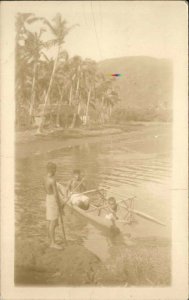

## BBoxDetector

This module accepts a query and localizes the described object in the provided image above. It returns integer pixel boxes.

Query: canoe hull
[57,183,167,238]
[57,183,120,231]
[66,202,121,233]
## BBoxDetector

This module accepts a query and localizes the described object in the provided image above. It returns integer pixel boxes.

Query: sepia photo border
[1,1,188,299]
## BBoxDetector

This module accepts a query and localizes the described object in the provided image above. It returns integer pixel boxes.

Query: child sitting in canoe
[66,169,89,210]
[105,197,119,222]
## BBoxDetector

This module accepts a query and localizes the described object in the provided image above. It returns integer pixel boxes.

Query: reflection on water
[15,128,172,261]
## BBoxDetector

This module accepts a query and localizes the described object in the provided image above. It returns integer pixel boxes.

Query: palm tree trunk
[100,96,105,124]
[70,113,76,129]
[37,45,61,133]
[70,76,80,128]
[76,77,80,95]
[29,62,37,124]
[109,105,112,119]
[56,86,64,127]
[85,88,91,125]
[69,85,73,106]
[77,102,81,115]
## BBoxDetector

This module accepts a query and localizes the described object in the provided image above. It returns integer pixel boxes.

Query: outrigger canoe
[57,183,166,235]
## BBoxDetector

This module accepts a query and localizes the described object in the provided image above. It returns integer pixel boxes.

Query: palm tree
[54,51,70,127]
[15,13,122,130]
[82,59,97,125]
[16,13,44,127]
[69,56,83,128]
[16,33,29,128]
[37,14,77,133]
[15,59,33,128]
[23,29,47,123]
[93,75,107,124]
[16,13,35,42]
[104,90,120,121]
[94,76,119,124]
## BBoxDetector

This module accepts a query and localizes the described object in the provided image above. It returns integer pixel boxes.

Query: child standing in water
[44,162,63,249]
[105,197,119,222]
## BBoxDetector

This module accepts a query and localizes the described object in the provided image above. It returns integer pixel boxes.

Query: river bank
[16,122,171,159]
[15,238,116,286]
[15,237,171,286]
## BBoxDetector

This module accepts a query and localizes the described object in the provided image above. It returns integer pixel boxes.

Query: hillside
[98,56,173,112]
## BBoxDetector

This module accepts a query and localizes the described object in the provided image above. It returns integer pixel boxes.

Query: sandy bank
[16,127,127,159]
[16,123,170,159]
[15,237,171,286]
[15,238,118,286]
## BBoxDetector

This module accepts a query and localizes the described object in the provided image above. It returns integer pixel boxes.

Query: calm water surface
[15,125,172,261]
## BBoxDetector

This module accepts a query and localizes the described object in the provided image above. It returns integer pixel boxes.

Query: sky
[14,1,188,62]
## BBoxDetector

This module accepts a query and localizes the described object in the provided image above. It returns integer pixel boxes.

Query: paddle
[57,201,67,245]
[54,184,67,244]
[82,188,103,195]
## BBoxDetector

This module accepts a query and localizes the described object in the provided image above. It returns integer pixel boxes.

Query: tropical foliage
[15,13,120,132]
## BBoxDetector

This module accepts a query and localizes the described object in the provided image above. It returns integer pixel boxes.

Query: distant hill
[98,56,173,112]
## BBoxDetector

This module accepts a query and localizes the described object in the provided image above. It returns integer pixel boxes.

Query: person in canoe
[66,169,89,210]
[105,197,119,222]
[44,162,63,249]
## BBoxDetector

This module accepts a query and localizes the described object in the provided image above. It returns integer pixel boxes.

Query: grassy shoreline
[15,237,171,286]
[16,122,171,159]
[16,127,124,159]
[16,122,171,143]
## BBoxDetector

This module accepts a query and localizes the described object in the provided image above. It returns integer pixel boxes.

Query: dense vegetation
[16,13,172,133]
[16,13,120,133]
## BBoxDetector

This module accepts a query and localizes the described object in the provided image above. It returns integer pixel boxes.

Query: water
[15,124,172,262]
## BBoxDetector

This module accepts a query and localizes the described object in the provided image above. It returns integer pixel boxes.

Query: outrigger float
[57,183,166,234]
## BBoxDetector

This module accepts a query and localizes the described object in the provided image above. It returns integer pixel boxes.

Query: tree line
[16,13,121,133]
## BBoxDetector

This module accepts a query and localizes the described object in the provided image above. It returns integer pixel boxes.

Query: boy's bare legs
[49,219,62,249]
